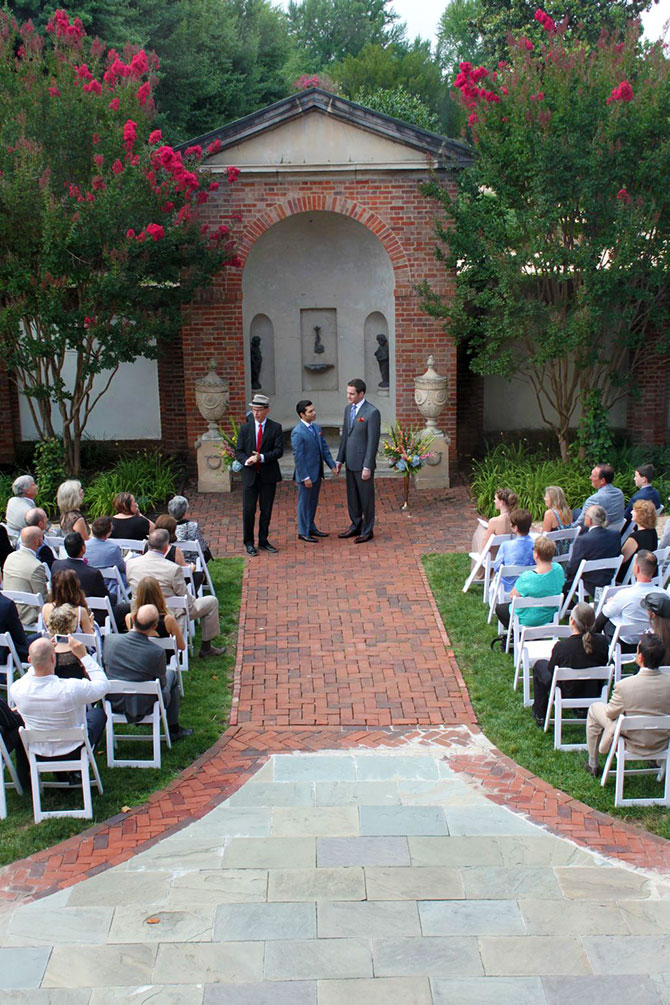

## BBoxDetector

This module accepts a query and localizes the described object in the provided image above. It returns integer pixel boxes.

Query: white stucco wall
[483,373,627,432]
[19,354,162,441]
[242,210,395,430]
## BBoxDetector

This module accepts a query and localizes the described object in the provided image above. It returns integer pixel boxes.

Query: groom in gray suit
[335,378,381,543]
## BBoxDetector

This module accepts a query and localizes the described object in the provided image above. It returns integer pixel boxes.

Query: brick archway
[235,195,412,289]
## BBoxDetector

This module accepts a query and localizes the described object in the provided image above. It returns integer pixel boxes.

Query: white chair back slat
[560,556,623,620]
[0,631,25,690]
[177,538,215,595]
[507,594,563,672]
[600,713,670,806]
[103,679,171,769]
[96,565,130,605]
[19,725,102,823]
[513,624,573,706]
[543,665,613,751]
[0,733,23,819]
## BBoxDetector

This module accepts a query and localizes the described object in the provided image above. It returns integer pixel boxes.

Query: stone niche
[364,311,390,397]
[249,313,276,395]
[301,308,338,391]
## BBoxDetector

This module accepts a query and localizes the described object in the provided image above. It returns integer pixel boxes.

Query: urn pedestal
[413,355,450,490]
[194,361,231,494]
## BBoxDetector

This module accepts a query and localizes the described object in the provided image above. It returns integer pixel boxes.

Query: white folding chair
[543,665,613,750]
[0,733,23,819]
[97,565,130,604]
[608,622,646,681]
[103,679,171,769]
[595,583,628,619]
[45,534,65,558]
[182,564,197,599]
[601,714,670,806]
[165,596,194,652]
[514,624,573,707]
[86,595,119,634]
[463,532,514,601]
[487,564,533,624]
[621,522,635,546]
[1,590,45,632]
[609,519,626,535]
[149,635,188,696]
[178,539,215,596]
[656,547,670,590]
[112,538,147,557]
[560,556,623,620]
[19,725,103,823]
[506,595,563,671]
[0,631,25,690]
[543,526,580,563]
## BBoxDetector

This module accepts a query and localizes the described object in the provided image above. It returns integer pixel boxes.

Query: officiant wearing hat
[235,394,284,556]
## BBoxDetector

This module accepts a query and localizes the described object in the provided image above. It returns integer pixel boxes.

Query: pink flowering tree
[0,10,238,474]
[422,13,670,459]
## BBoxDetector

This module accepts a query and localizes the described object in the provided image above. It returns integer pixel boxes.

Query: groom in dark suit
[291,399,336,543]
[235,393,283,556]
[335,378,381,543]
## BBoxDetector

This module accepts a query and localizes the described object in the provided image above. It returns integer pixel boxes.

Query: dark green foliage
[32,438,67,517]
[350,85,440,131]
[424,552,670,840]
[286,0,403,65]
[0,556,243,865]
[334,38,443,121]
[85,451,177,518]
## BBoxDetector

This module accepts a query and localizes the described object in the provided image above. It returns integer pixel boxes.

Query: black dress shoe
[170,726,194,741]
[311,530,329,538]
[299,535,318,543]
[355,533,374,543]
[259,542,278,553]
[199,642,227,658]
[338,528,360,539]
[582,760,598,777]
[245,544,258,556]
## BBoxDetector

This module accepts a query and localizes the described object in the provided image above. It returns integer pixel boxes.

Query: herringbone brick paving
[1,476,669,908]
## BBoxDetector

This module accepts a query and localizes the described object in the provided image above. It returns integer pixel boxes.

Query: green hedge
[471,441,670,521]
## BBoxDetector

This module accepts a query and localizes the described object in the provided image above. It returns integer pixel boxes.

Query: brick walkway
[2,477,670,908]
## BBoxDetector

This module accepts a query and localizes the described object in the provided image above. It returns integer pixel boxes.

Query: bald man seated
[103,604,193,741]
[2,526,48,629]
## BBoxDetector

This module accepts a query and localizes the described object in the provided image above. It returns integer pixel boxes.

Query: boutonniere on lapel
[357,416,365,423]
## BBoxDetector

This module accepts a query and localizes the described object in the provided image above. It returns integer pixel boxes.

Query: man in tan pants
[126,529,225,658]
[584,633,670,775]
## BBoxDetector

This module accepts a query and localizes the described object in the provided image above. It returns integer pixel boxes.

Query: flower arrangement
[218,416,243,471]
[383,423,436,509]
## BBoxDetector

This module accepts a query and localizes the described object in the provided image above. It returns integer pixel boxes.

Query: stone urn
[413,354,451,490]
[414,355,447,435]
[195,360,231,493]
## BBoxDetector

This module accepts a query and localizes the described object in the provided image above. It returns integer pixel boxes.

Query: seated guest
[25,507,56,569]
[623,463,661,523]
[541,486,573,553]
[5,475,38,543]
[46,604,92,680]
[0,523,13,572]
[124,576,185,651]
[618,499,658,582]
[57,480,89,540]
[495,535,565,630]
[126,529,225,659]
[575,464,625,529]
[109,492,154,541]
[595,551,659,649]
[564,505,620,600]
[84,516,127,601]
[153,515,187,567]
[168,495,213,563]
[531,602,609,727]
[52,532,109,601]
[9,636,108,759]
[492,508,535,594]
[2,526,48,630]
[470,488,518,581]
[642,592,670,665]
[584,633,670,776]
[0,590,29,663]
[104,603,192,741]
[42,569,95,636]
[0,695,28,787]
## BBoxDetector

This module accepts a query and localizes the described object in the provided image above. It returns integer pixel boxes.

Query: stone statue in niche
[250,335,263,390]
[313,325,325,354]
[374,333,390,388]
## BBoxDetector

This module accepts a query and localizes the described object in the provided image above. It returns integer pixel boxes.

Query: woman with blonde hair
[619,498,658,581]
[542,486,573,534]
[57,479,89,539]
[470,487,519,580]
[124,575,185,650]
[42,569,94,635]
[46,604,90,679]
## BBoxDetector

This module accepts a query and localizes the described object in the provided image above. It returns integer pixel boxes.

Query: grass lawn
[424,552,670,841]
[0,557,244,867]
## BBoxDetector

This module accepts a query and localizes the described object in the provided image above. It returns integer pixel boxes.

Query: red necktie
[256,423,262,469]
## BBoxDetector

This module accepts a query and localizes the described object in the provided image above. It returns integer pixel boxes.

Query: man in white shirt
[594,550,659,648]
[9,636,108,758]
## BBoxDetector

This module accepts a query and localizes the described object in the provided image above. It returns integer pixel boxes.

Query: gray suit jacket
[104,631,167,723]
[337,399,381,472]
[2,547,48,627]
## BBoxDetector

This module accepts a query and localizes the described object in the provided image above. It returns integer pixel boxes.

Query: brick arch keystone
[236,196,412,287]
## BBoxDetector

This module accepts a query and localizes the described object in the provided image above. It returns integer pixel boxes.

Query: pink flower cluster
[534,9,556,33]
[453,62,499,110]
[294,74,322,90]
[616,188,630,202]
[126,223,164,243]
[607,80,634,104]
[46,9,84,41]
[123,119,137,151]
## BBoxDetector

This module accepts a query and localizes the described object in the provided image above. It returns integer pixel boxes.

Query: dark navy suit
[291,421,335,537]
[564,526,621,596]
[623,484,661,522]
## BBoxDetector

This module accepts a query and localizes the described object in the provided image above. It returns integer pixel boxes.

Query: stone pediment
[180,88,471,174]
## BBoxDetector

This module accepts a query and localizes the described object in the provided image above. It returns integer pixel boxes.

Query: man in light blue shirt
[84,515,127,602]
[493,509,535,591]
[575,464,624,529]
